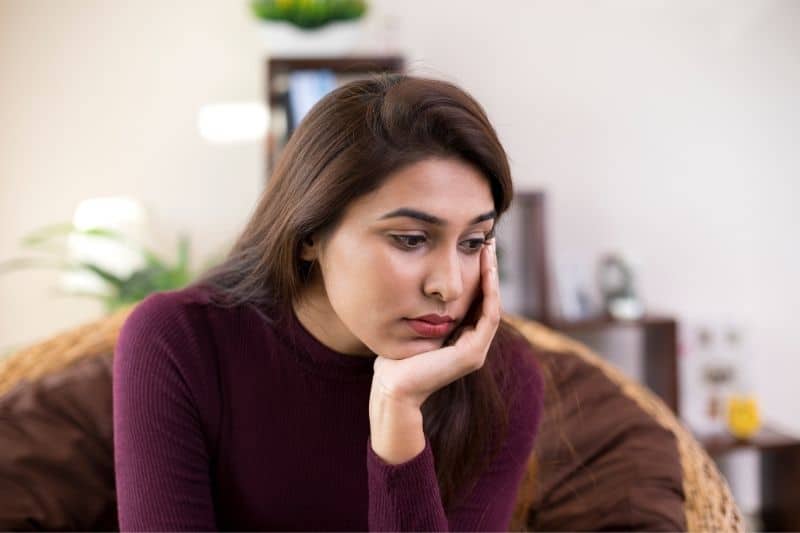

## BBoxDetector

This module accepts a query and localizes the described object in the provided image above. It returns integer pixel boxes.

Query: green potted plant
[250,0,369,57]
[0,223,223,314]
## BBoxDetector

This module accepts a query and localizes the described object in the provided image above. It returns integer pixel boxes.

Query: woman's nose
[423,247,464,302]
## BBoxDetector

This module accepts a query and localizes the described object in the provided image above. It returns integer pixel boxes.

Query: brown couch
[0,309,743,531]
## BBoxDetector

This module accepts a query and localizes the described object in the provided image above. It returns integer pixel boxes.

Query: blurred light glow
[72,196,148,235]
[197,101,268,143]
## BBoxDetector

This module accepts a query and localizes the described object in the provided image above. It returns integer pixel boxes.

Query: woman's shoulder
[116,283,284,371]
[131,283,215,314]
[115,284,225,372]
[120,285,214,338]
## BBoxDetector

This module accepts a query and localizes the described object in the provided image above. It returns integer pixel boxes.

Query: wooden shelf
[694,423,800,531]
[696,423,800,458]
[268,55,404,73]
[548,314,676,331]
[264,54,404,180]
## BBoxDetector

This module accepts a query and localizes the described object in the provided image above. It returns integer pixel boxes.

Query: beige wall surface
[2,0,798,440]
[1,0,264,352]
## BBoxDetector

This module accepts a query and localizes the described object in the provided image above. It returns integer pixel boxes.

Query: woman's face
[294,157,497,360]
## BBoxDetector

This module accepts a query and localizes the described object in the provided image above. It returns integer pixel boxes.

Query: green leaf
[176,233,190,272]
[79,262,127,289]
[20,222,75,247]
[0,256,75,275]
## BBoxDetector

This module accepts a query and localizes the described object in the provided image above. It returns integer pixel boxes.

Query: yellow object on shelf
[726,394,761,440]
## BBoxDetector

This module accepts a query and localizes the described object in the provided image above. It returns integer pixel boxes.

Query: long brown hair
[194,73,525,510]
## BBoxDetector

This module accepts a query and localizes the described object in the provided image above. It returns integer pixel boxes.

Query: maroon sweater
[112,285,544,531]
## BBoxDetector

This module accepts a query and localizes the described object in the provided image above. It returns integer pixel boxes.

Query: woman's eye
[390,235,487,252]
[461,238,486,252]
[392,234,427,249]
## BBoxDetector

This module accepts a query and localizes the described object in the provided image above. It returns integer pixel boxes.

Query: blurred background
[1,0,798,527]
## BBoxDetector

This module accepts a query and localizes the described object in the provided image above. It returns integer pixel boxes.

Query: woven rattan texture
[0,306,134,397]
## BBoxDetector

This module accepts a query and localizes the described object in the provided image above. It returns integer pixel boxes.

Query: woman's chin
[373,335,447,359]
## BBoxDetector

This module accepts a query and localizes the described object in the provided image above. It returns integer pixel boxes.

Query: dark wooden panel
[761,442,800,531]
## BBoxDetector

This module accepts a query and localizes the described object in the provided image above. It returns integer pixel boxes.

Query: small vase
[259,19,363,58]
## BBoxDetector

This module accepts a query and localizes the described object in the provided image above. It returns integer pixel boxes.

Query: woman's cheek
[382,249,424,282]
[464,257,483,292]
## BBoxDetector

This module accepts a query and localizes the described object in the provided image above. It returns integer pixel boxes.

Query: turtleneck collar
[272,304,377,381]
[191,282,378,382]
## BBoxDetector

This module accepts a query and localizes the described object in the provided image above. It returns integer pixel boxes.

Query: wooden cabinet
[698,425,800,531]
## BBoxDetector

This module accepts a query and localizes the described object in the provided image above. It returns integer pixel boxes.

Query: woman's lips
[405,318,456,338]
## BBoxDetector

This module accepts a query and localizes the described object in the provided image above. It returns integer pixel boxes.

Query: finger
[477,239,501,333]
[491,239,501,312]
[466,239,500,349]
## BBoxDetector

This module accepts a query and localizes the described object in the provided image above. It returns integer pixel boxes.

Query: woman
[113,73,544,531]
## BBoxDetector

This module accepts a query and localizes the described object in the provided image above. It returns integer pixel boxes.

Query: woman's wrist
[368,388,425,465]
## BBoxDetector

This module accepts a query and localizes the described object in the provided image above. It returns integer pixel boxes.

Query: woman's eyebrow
[378,208,496,226]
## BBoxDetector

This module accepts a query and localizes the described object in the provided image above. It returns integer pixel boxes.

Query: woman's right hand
[369,238,500,411]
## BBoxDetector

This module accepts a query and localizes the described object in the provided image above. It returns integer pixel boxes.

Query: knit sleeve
[113,292,219,532]
[365,340,544,531]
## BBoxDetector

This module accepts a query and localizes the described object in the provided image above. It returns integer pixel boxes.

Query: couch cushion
[0,353,117,531]
[527,346,686,531]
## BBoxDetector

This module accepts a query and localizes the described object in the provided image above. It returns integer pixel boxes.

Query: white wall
[2,1,798,439]
[373,0,800,437]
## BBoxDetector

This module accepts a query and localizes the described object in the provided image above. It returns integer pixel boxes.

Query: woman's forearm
[368,388,426,465]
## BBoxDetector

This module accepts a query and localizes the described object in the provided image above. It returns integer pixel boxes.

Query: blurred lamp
[197,101,268,143]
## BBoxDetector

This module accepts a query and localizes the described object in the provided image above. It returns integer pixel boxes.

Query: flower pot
[259,19,363,57]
